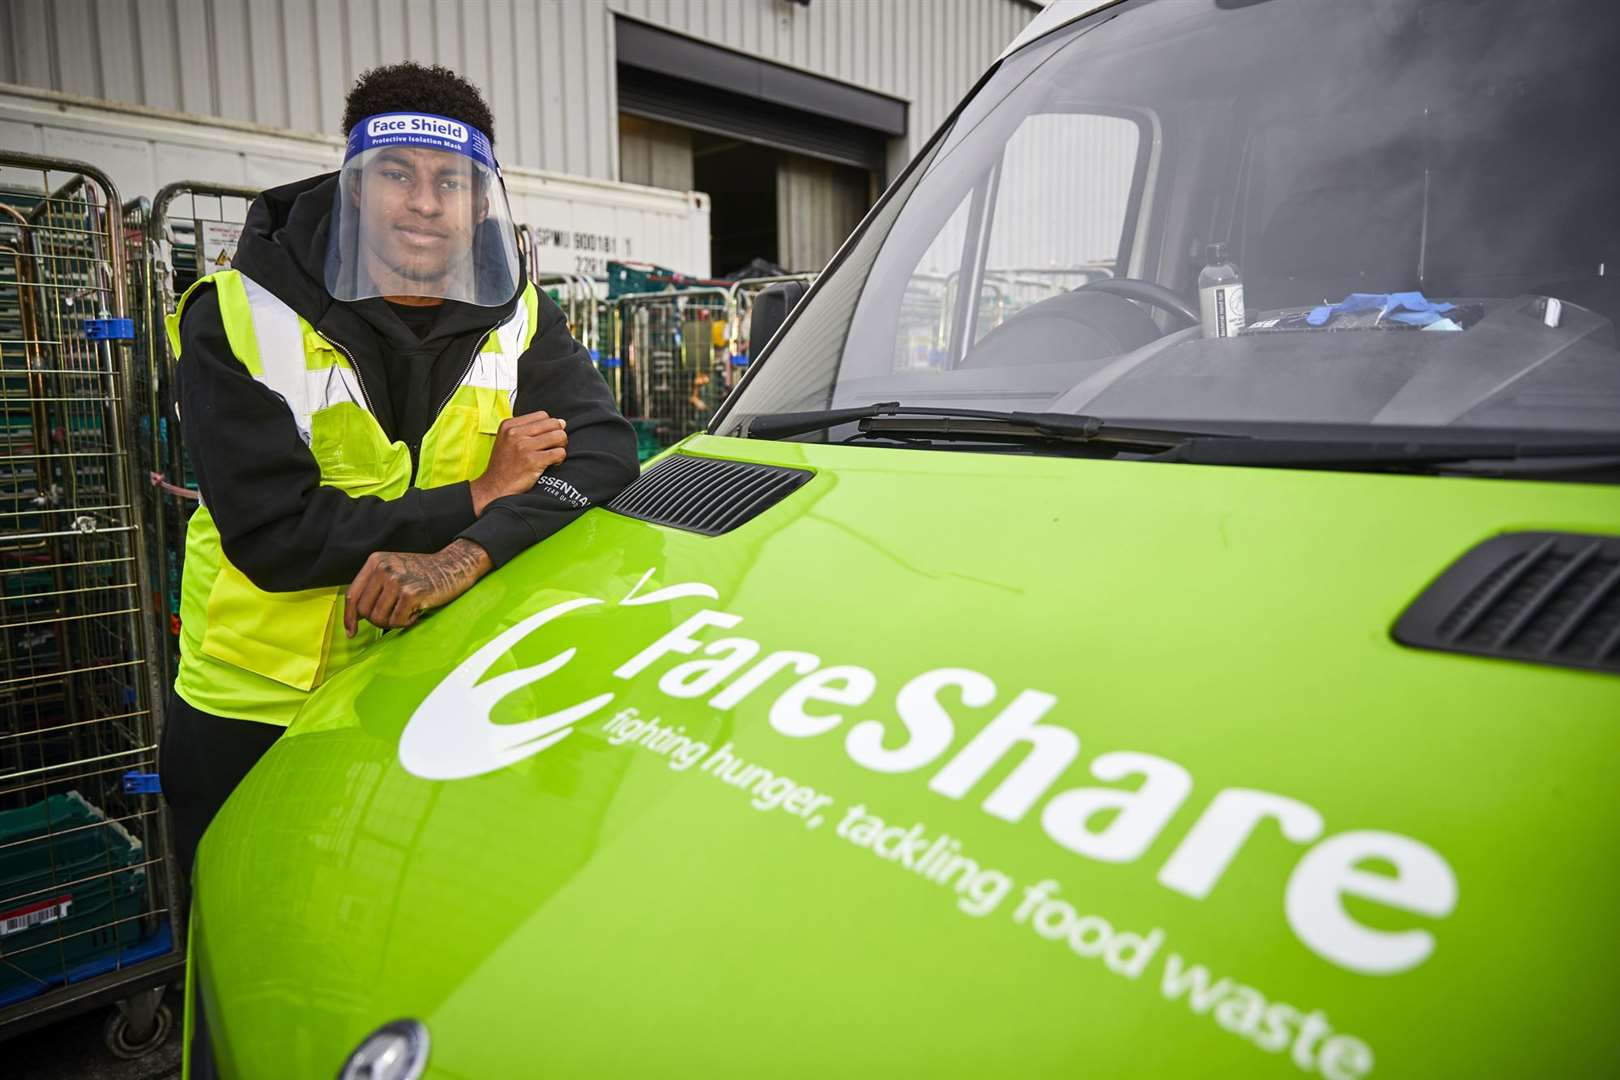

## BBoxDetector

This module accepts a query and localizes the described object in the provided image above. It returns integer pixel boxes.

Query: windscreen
[718,0,1620,438]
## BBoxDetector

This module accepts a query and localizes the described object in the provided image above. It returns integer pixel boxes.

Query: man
[158,63,639,879]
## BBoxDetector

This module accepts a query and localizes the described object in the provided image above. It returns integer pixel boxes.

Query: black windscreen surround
[1393,532,1620,675]
[607,455,813,536]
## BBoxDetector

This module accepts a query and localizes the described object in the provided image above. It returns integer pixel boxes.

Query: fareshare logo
[398,569,717,781]
[399,568,1459,978]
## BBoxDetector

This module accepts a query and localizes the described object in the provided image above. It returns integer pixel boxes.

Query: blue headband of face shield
[344,112,501,173]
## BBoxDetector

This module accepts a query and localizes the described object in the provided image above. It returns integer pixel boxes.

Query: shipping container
[0,85,711,277]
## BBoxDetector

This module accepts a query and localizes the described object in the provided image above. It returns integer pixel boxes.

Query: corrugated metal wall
[0,0,618,178]
[776,151,869,271]
[0,0,1036,181]
[618,114,694,190]
[613,0,1032,166]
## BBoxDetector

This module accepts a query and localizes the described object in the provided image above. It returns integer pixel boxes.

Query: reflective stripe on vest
[235,275,531,441]
[170,269,540,724]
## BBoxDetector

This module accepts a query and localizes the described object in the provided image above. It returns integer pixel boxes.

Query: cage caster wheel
[104,1000,174,1060]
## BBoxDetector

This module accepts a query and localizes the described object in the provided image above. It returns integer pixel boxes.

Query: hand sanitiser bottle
[1198,243,1245,339]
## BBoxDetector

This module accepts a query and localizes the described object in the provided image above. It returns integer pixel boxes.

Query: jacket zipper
[406,338,486,484]
[432,338,484,424]
[313,331,378,418]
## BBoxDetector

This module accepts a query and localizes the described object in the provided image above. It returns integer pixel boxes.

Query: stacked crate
[0,154,176,1033]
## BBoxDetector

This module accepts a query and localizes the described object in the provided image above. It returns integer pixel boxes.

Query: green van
[187,1,1620,1077]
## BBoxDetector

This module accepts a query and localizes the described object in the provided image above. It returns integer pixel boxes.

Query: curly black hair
[342,62,496,144]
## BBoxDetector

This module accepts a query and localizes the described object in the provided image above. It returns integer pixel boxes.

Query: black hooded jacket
[177,172,639,590]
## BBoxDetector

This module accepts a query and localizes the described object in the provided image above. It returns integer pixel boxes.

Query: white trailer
[0,83,711,277]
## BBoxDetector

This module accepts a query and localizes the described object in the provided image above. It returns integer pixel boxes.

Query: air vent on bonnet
[1394,532,1620,675]
[606,454,812,536]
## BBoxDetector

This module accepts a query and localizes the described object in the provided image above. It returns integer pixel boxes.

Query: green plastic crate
[630,419,662,462]
[0,792,148,996]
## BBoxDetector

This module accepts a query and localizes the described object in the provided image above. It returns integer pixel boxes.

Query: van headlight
[337,1019,430,1080]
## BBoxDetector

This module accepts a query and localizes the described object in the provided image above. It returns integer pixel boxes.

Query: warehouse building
[0,0,1043,277]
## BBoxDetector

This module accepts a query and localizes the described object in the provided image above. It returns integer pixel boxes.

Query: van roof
[997,0,1115,62]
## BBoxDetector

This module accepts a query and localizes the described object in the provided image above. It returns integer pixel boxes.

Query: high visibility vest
[166,270,539,726]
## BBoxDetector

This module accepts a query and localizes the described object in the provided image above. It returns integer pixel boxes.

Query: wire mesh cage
[130,182,258,684]
[0,152,176,1032]
[614,288,735,458]
[531,273,597,343]
[519,229,614,400]
[517,245,811,458]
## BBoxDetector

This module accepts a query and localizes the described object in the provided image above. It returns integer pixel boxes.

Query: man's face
[354,147,488,292]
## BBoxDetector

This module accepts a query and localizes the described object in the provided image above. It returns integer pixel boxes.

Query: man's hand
[469,411,567,515]
[343,538,494,636]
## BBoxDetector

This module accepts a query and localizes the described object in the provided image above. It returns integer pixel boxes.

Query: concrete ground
[5,992,182,1080]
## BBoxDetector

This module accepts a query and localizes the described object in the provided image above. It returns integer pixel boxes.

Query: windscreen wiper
[742,405,1619,471]
[743,403,1228,449]
[1152,437,1620,468]
[744,403,1084,439]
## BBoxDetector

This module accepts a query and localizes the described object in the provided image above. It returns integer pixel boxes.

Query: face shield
[326,112,521,307]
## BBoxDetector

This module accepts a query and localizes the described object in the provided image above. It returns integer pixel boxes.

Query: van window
[975,112,1141,347]
[893,196,971,372]
[888,113,1143,374]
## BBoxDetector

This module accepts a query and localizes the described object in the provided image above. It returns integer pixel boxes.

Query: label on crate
[0,894,73,937]
[199,220,244,272]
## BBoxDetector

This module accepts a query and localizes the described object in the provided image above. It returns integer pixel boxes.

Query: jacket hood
[234,172,525,346]
[233,172,344,325]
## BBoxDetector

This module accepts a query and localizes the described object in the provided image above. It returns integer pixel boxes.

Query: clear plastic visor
[326,144,520,307]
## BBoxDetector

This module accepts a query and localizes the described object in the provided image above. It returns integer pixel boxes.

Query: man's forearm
[397,537,493,596]
[343,538,494,635]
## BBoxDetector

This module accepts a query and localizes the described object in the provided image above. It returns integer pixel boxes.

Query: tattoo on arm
[389,539,494,608]
[424,538,492,593]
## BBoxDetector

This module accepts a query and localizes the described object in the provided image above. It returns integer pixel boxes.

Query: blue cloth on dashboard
[1308,291,1456,328]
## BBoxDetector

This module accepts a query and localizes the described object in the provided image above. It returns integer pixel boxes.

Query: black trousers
[158,691,282,886]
